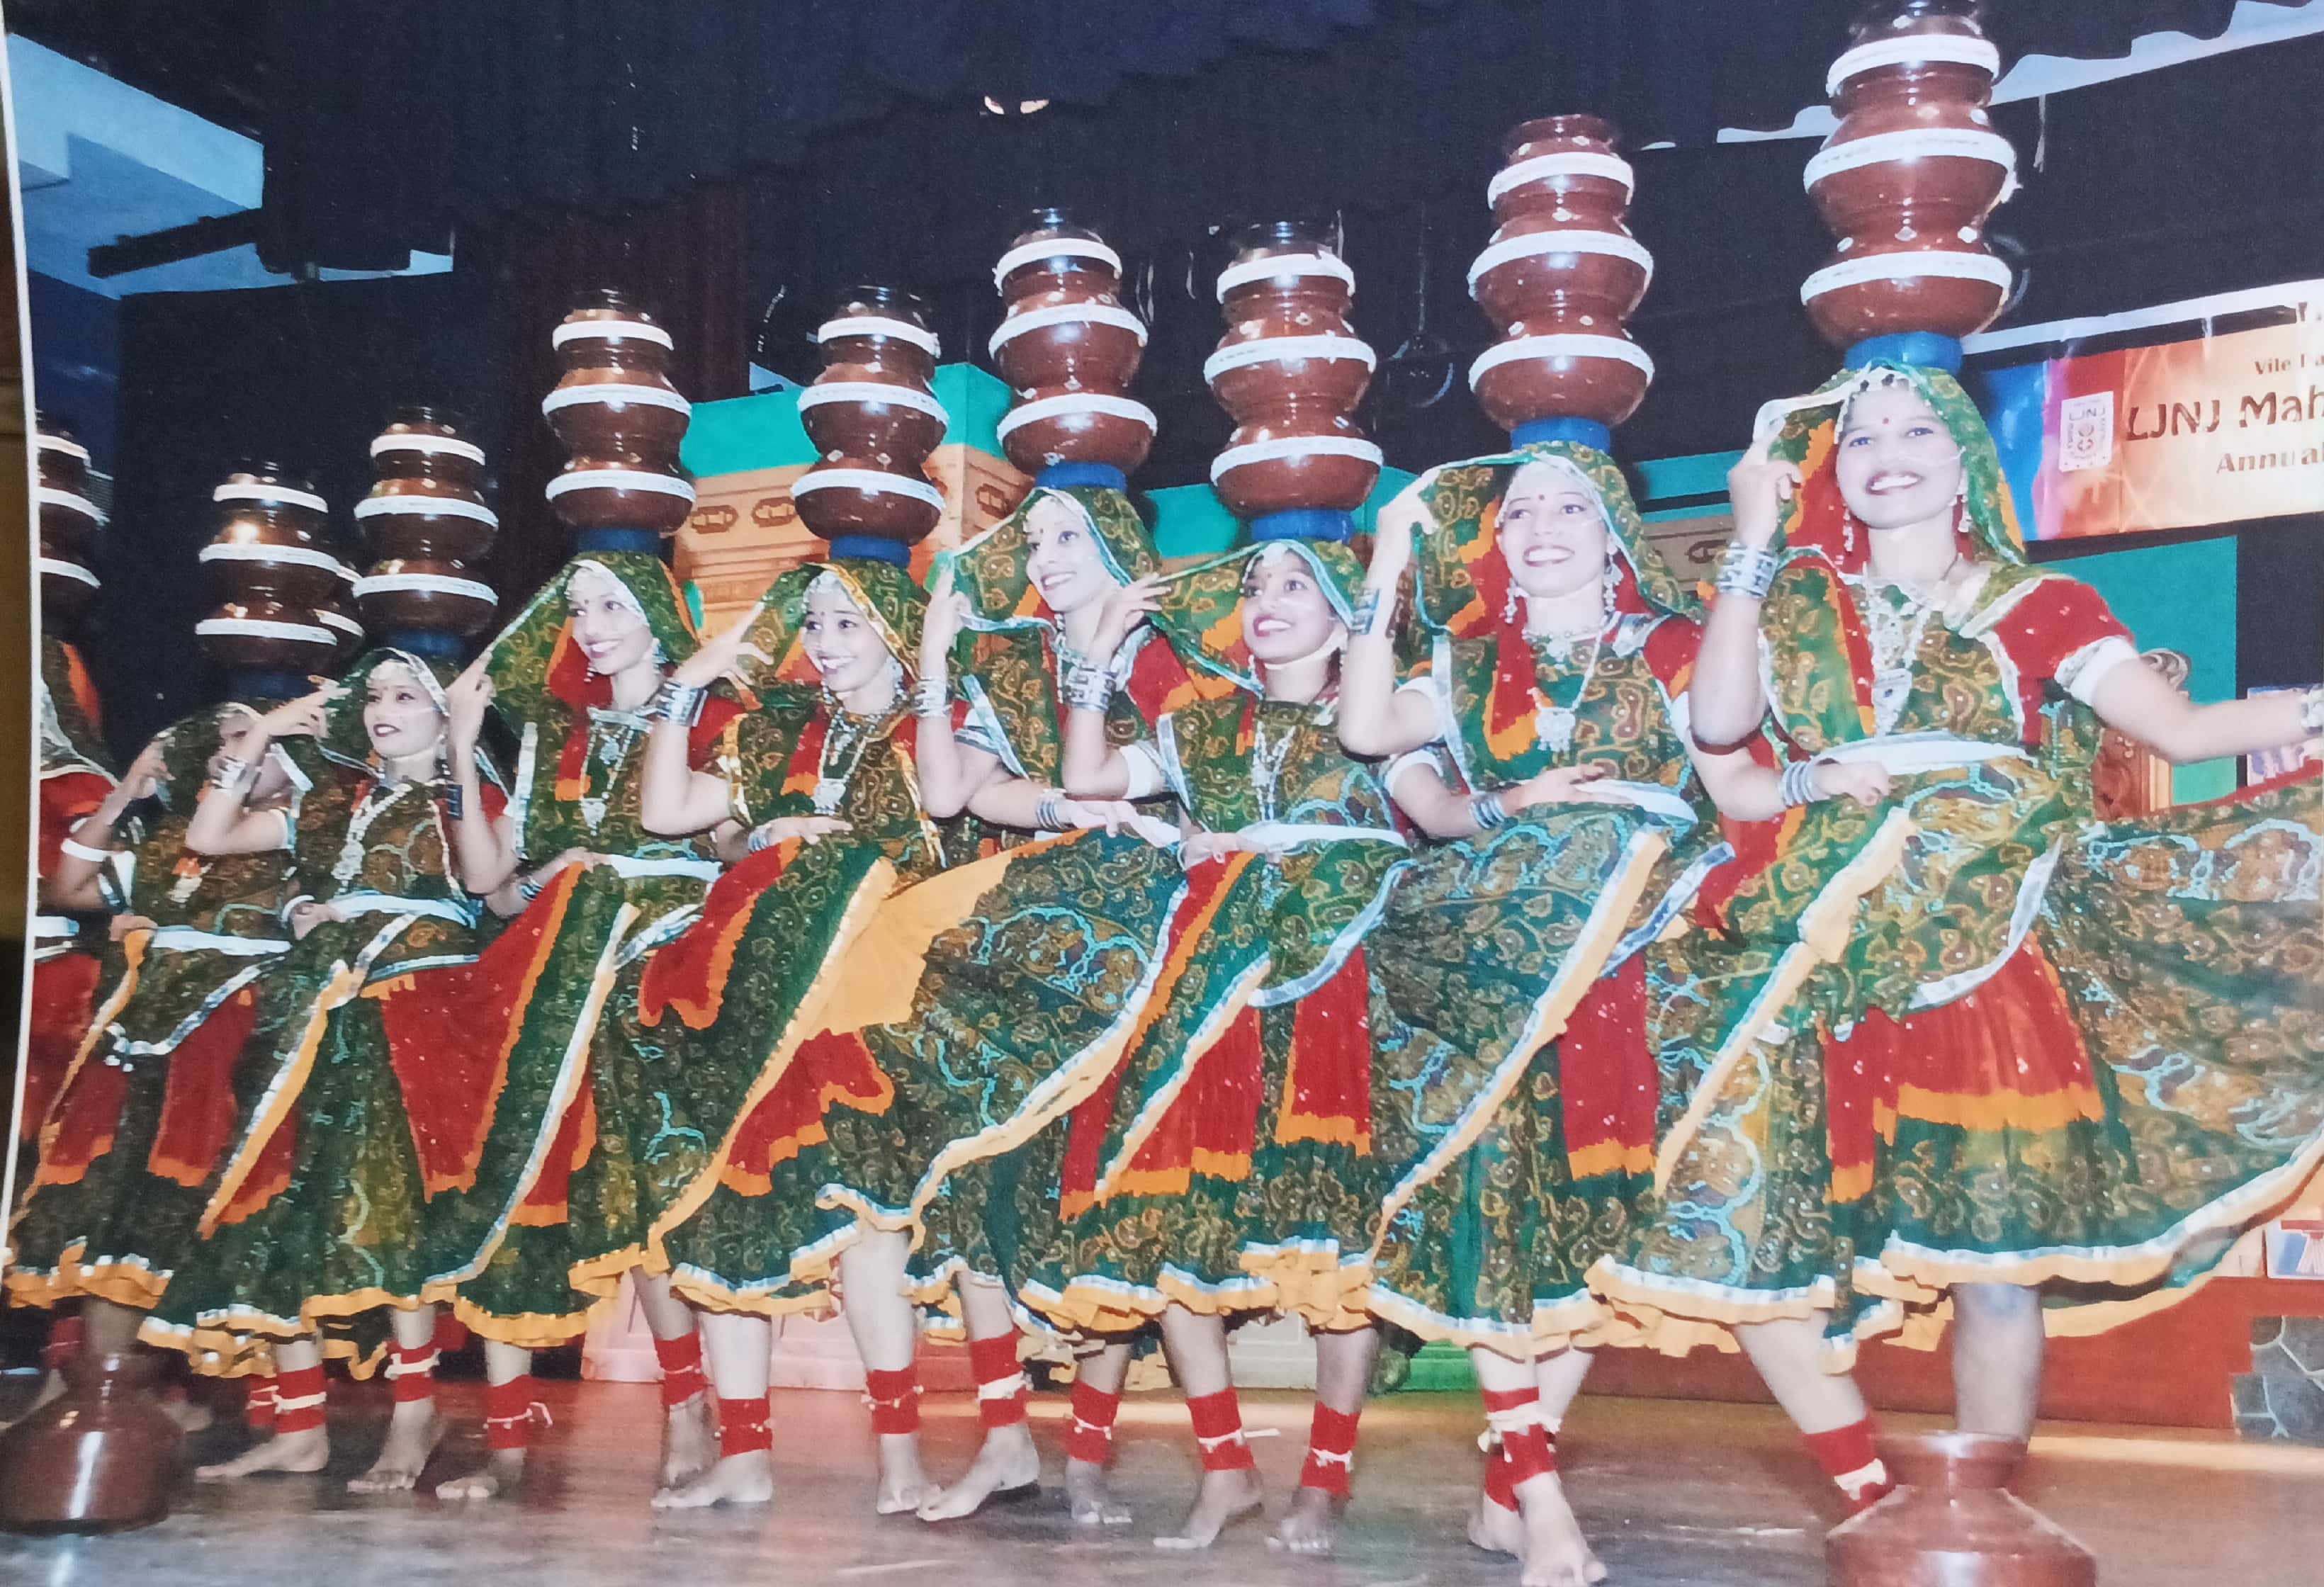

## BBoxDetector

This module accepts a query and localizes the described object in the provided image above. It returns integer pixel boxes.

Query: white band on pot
[995,392,1158,438]
[552,317,675,349]
[1467,229,1654,292]
[1827,34,2000,96]
[369,432,488,463]
[196,616,334,643]
[796,381,950,424]
[1805,128,2016,189]
[1215,251,1356,301]
[355,493,500,526]
[317,610,364,635]
[540,383,692,417]
[988,301,1149,355]
[1468,333,1656,387]
[37,434,91,462]
[1204,334,1377,383]
[546,468,698,503]
[790,468,945,510]
[214,482,328,513]
[993,237,1123,289]
[1209,434,1384,484]
[815,315,942,356]
[36,486,103,522]
[38,556,99,587]
[1800,249,2013,303]
[1487,151,1636,207]
[200,541,344,570]
[355,572,500,604]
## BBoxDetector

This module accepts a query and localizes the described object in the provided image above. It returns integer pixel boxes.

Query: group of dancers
[13,348,2324,1586]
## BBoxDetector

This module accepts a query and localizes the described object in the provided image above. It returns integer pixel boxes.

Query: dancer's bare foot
[196,1425,329,1480]
[160,1389,217,1435]
[1514,1474,1608,1587]
[436,1449,525,1501]
[918,1423,1039,1520]
[1065,1457,1131,1525]
[1268,1485,1345,1555]
[1153,1467,1262,1549]
[1470,1491,1524,1556]
[651,1450,774,1510]
[874,1430,934,1515]
[347,1404,443,1493]
[658,1393,717,1491]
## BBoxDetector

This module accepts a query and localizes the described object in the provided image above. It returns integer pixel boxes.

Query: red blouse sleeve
[1639,616,1703,697]
[38,771,113,879]
[688,696,745,765]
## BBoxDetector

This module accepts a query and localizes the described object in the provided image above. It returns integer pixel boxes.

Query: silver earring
[1502,581,1520,623]
[1601,562,1619,623]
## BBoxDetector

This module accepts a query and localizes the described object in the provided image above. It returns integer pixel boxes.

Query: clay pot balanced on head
[1802,0,2019,356]
[195,464,342,676]
[356,412,500,645]
[543,290,698,539]
[1467,114,1656,443]
[1206,220,1382,529]
[34,414,104,629]
[791,286,949,551]
[989,209,1156,484]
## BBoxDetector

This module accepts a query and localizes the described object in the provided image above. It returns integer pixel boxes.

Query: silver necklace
[1249,712,1299,824]
[813,703,889,815]
[1856,555,1959,735]
[332,777,417,890]
[1529,625,1607,755]
[579,707,648,832]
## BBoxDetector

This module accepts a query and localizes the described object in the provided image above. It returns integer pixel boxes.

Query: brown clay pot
[1206,222,1380,518]
[38,554,101,626]
[316,584,366,666]
[0,1352,183,1532]
[196,598,341,672]
[788,465,945,543]
[546,456,697,535]
[354,558,500,638]
[547,291,689,462]
[199,527,346,604]
[1803,1,2016,346]
[361,411,499,563]
[799,373,948,468]
[1827,1433,2097,1587]
[1467,115,1655,434]
[212,465,330,541]
[35,417,103,560]
[818,286,940,385]
[991,210,1149,396]
[369,405,488,490]
[795,288,947,547]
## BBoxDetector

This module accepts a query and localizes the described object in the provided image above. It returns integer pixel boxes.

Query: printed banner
[1976,283,2324,541]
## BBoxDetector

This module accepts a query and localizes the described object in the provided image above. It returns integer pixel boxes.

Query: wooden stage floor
[4,1379,2320,1586]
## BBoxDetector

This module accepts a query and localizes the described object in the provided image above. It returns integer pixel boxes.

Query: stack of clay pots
[792,287,949,550]
[543,290,698,541]
[1467,115,1655,439]
[35,415,103,630]
[990,211,1156,483]
[1206,221,1381,529]
[195,465,343,677]
[354,409,500,643]
[1801,0,2018,351]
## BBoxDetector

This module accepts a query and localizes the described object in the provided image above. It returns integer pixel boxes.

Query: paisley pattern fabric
[1596,363,2324,1358]
[11,709,298,1313]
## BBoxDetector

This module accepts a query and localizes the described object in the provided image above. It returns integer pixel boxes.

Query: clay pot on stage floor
[1827,1432,2097,1587]
[0,1351,183,1533]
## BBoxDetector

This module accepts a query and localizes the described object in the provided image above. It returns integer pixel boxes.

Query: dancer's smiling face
[1496,461,1611,602]
[1240,549,1342,667]
[801,580,893,696]
[363,662,446,763]
[1022,496,1115,617]
[567,564,655,677]
[1834,380,1965,533]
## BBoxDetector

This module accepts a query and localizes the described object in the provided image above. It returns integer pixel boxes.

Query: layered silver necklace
[813,703,889,815]
[332,776,419,891]
[579,706,648,831]
[1854,553,1960,736]
[1248,712,1299,824]
[1528,623,1608,755]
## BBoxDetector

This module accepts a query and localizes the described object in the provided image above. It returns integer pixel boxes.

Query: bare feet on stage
[659,1393,718,1491]
[1470,1491,1523,1555]
[348,1403,444,1493]
[874,1430,936,1514]
[1153,1466,1262,1550]
[651,1450,775,1510]
[196,1425,329,1481]
[159,1389,218,1435]
[436,1449,525,1502]
[1268,1486,1344,1556]
[1513,1475,1607,1587]
[1064,1457,1131,1526]
[918,1422,1040,1520]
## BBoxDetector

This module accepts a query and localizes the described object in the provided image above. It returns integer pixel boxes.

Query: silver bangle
[913,677,952,717]
[208,757,252,791]
[60,835,114,864]
[1034,794,1068,831]
[1470,790,1509,830]
[516,871,545,903]
[746,823,779,854]
[1780,757,1824,808]
[653,681,708,725]
[1065,665,1113,713]
[1714,541,1781,602]
[2300,684,2324,736]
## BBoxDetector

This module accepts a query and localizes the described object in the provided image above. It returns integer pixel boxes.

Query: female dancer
[1626,359,2324,1444]
[823,485,1201,1525]
[1027,530,1404,1554]
[9,705,302,1399]
[631,553,958,1511]
[1338,446,1888,1587]
[419,553,738,1501]
[140,650,516,1492]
